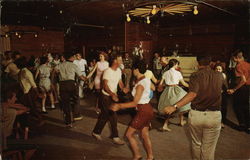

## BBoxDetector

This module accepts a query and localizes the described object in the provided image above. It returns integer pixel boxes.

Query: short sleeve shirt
[189,67,224,110]
[37,64,51,79]
[132,78,151,104]
[144,70,154,80]
[235,61,250,85]
[4,62,20,78]
[73,59,87,72]
[163,68,183,85]
[102,68,122,96]
[19,68,37,94]
[55,61,82,81]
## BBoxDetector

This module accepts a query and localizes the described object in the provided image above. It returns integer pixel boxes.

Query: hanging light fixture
[34,33,38,38]
[126,14,131,22]
[18,34,21,39]
[15,32,18,36]
[151,5,157,15]
[5,34,9,38]
[146,16,150,24]
[127,2,198,23]
[193,6,198,15]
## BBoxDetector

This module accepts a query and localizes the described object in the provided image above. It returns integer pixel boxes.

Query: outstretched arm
[179,79,189,88]
[86,64,97,79]
[164,92,196,114]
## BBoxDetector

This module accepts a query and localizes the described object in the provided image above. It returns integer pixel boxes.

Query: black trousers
[59,81,81,124]
[93,93,118,138]
[221,92,228,123]
[233,85,250,129]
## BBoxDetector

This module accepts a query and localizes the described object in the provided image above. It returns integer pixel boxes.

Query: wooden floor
[12,92,250,160]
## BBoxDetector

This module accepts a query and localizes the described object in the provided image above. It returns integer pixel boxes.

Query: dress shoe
[92,132,102,141]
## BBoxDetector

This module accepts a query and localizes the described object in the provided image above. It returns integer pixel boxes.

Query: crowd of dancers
[1,48,249,160]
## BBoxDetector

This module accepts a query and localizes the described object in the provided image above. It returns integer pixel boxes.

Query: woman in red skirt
[110,60,154,160]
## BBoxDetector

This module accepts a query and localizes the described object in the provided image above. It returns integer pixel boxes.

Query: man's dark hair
[11,51,21,59]
[4,51,12,60]
[15,56,27,69]
[132,60,147,74]
[109,54,122,66]
[63,51,75,60]
[197,55,211,66]
[232,49,244,59]
[40,56,48,65]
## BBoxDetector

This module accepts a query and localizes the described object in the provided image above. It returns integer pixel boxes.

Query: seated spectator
[1,90,29,149]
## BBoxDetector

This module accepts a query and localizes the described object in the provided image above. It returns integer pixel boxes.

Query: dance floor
[17,92,250,160]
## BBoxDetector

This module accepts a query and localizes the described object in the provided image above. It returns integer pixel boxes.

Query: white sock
[42,106,46,112]
[51,104,55,108]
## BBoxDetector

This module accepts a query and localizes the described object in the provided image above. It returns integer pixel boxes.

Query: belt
[59,80,75,83]
[166,84,178,87]
[191,107,220,112]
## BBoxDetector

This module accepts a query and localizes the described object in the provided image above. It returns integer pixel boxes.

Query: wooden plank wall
[125,22,158,55]
[157,24,236,59]
[64,24,125,60]
[8,25,64,57]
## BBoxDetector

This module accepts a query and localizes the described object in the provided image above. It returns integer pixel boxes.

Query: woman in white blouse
[158,59,190,131]
[110,61,154,160]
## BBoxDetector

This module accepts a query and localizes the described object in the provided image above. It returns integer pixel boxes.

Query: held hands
[227,89,235,95]
[111,94,119,102]
[122,87,130,94]
[164,106,177,115]
[109,103,120,112]
[157,85,164,92]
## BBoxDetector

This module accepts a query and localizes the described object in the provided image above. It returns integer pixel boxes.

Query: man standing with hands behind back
[165,55,224,160]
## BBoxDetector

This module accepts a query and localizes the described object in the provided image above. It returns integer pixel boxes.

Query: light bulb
[151,5,157,15]
[15,32,18,36]
[59,10,63,14]
[193,6,198,15]
[5,34,8,38]
[146,16,150,24]
[34,34,38,38]
[126,14,131,22]
[18,35,21,38]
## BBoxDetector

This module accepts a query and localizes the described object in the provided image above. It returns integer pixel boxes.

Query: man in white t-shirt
[92,54,129,145]
[73,53,88,98]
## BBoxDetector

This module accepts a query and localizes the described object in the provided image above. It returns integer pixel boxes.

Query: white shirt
[73,59,87,72]
[162,68,183,85]
[132,78,151,104]
[55,61,82,81]
[37,64,51,79]
[19,68,37,94]
[102,67,122,96]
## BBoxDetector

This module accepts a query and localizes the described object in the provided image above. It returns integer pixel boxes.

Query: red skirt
[130,103,154,130]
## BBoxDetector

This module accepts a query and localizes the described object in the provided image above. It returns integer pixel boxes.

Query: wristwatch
[174,104,178,109]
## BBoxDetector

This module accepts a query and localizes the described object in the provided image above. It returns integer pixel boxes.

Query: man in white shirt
[73,53,88,98]
[92,55,128,145]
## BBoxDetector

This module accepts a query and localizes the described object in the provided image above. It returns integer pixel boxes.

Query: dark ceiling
[1,0,249,29]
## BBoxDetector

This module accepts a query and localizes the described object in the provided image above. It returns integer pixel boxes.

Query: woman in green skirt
[158,59,190,131]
